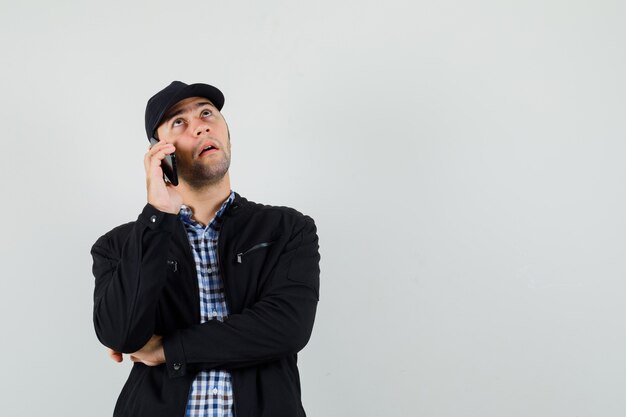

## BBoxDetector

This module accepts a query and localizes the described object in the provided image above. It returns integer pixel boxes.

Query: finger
[144,145,176,172]
[144,144,175,164]
[147,139,168,149]
[144,152,174,176]
[147,141,175,156]
[147,150,172,174]
[107,349,123,363]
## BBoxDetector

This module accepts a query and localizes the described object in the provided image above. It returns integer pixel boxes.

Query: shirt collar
[179,190,235,227]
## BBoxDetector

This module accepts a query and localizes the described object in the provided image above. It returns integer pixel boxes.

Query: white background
[1,1,626,416]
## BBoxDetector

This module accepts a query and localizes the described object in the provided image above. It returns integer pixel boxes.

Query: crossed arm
[92,210,320,373]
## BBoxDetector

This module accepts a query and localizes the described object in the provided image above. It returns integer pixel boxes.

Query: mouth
[198,143,219,158]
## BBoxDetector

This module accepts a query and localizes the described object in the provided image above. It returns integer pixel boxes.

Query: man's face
[155,96,231,190]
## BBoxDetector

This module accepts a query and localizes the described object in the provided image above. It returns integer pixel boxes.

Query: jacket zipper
[217,214,238,417]
[236,241,275,263]
[176,219,201,417]
[178,220,201,323]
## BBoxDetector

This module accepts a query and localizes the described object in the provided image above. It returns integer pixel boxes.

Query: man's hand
[144,141,183,214]
[108,348,123,363]
[106,335,165,367]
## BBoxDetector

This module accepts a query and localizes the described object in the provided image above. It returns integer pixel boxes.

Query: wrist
[149,202,179,215]
[140,204,180,230]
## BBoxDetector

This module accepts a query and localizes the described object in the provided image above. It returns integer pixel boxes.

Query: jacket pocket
[236,241,276,263]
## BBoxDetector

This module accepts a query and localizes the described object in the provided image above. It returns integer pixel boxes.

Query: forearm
[163,283,318,374]
[163,217,320,377]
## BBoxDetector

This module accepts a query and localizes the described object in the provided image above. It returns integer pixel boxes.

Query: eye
[201,109,212,118]
[172,118,185,128]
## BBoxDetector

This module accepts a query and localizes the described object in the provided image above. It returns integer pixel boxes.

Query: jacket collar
[226,192,250,217]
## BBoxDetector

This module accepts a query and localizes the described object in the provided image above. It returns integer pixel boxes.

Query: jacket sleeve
[162,215,320,378]
[90,204,179,353]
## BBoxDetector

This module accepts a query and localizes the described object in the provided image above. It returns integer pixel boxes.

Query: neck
[178,174,232,226]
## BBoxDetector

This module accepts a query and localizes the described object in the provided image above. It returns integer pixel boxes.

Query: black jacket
[90,193,320,417]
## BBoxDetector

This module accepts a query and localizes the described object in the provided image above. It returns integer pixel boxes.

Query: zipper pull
[167,260,178,272]
[236,253,243,264]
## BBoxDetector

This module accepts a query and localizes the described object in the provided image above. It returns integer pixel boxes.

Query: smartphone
[149,137,178,186]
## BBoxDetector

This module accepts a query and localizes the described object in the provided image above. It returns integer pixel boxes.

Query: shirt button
[173,363,182,371]
[212,388,218,395]
[212,310,218,317]
[150,215,157,223]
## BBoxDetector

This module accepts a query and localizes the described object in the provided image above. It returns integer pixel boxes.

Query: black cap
[144,81,225,140]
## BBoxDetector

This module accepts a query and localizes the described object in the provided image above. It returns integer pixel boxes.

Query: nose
[194,121,210,136]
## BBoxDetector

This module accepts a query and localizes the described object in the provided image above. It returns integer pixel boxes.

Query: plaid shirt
[179,191,235,417]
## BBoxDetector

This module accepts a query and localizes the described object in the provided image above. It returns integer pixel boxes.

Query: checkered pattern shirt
[179,191,235,417]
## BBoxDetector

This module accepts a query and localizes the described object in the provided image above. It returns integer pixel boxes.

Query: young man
[90,81,320,417]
